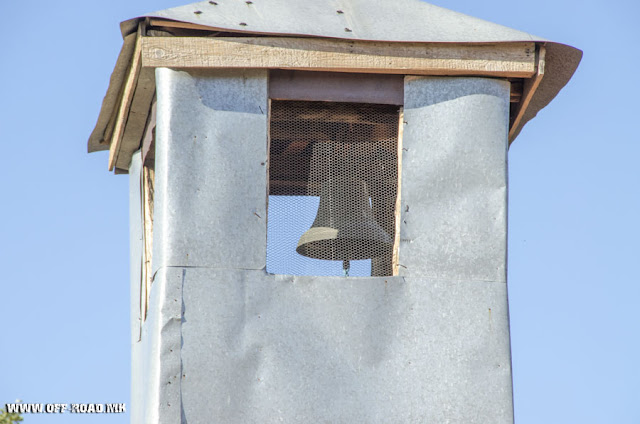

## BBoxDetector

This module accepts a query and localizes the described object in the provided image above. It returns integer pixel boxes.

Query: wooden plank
[89,33,138,153]
[141,165,155,322]
[270,70,403,105]
[141,37,536,78]
[509,46,546,141]
[108,27,144,171]
[392,108,404,276]
[115,67,156,170]
[510,79,523,103]
[141,101,157,166]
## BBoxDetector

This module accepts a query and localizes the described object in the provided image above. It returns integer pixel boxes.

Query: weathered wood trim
[141,101,156,166]
[509,79,523,103]
[509,45,545,141]
[392,108,404,277]
[115,67,156,171]
[88,33,137,153]
[141,164,155,323]
[108,28,144,171]
[141,37,536,78]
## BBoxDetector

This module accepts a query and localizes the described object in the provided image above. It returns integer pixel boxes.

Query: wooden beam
[509,46,546,141]
[141,165,155,322]
[392,108,404,277]
[141,37,536,78]
[141,101,156,166]
[108,27,144,171]
[510,79,523,103]
[115,67,156,171]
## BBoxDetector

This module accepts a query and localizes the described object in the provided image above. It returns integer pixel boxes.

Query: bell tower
[88,1,580,422]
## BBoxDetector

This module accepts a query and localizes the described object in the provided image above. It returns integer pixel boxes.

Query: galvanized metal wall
[400,76,509,282]
[135,69,512,423]
[153,68,268,275]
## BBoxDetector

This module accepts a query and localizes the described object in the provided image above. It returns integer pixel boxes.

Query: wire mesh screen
[267,100,400,277]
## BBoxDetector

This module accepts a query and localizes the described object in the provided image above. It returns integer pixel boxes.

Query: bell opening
[266,100,400,277]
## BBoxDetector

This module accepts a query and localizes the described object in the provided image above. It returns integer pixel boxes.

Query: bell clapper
[342,260,351,277]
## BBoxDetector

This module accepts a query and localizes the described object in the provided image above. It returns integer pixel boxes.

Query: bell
[296,179,392,261]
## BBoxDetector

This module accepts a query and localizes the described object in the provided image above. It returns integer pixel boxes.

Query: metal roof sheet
[121,0,543,43]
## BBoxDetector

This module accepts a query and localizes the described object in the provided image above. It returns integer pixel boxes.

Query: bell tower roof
[122,0,542,43]
[89,0,581,159]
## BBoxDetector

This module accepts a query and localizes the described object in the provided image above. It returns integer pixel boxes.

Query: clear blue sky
[1,1,638,423]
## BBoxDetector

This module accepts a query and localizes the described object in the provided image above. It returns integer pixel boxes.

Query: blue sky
[1,1,638,423]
